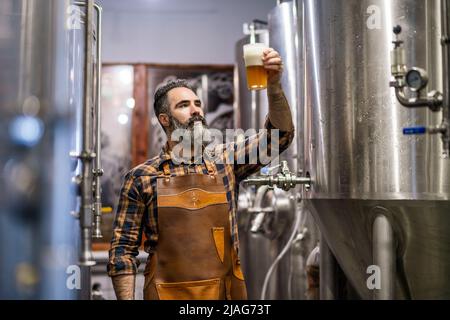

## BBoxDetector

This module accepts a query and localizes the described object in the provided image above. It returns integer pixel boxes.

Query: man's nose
[189,103,202,116]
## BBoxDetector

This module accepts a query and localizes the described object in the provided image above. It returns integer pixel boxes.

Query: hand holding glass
[243,43,268,90]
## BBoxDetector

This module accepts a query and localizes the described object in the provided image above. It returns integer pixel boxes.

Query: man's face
[166,87,206,130]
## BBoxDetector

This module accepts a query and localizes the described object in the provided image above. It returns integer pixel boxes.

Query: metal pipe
[201,74,208,113]
[372,214,395,300]
[17,0,34,105]
[441,0,450,156]
[92,3,103,239]
[75,0,103,240]
[245,175,312,186]
[79,0,95,271]
[293,0,304,176]
[251,90,257,129]
[319,236,338,300]
[394,86,443,111]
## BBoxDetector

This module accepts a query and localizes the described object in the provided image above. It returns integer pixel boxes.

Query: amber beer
[243,43,268,90]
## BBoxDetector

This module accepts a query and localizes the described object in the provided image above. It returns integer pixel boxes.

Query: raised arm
[234,48,295,182]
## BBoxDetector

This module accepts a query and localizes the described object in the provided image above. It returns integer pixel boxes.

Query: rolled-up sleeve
[107,173,147,277]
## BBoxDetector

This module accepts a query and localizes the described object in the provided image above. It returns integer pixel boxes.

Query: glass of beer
[243,43,268,90]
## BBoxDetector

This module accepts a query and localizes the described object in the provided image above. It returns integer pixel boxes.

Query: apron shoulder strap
[204,159,216,177]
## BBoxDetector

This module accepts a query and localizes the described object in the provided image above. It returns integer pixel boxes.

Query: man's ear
[158,113,170,129]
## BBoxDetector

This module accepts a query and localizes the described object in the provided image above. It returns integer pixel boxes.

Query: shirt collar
[157,141,216,173]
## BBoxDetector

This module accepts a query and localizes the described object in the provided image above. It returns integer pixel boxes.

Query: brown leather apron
[143,161,247,300]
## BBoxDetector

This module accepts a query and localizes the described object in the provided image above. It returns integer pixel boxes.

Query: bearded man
[108,48,294,300]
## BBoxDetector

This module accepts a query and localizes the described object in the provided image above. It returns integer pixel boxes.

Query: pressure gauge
[405,67,428,92]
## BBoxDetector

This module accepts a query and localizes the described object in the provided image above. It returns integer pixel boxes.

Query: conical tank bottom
[305,199,450,299]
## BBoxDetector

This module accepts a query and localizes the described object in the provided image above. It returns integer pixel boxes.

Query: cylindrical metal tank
[236,187,296,299]
[268,1,320,300]
[235,28,290,300]
[302,0,450,299]
[235,28,276,299]
[268,1,302,172]
[0,0,80,299]
[234,14,319,299]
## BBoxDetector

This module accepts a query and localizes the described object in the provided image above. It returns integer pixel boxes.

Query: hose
[260,197,304,300]
[288,211,308,299]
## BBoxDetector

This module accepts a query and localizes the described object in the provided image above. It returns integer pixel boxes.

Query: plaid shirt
[107,118,294,276]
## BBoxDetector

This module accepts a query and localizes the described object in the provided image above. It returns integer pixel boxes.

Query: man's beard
[169,114,209,143]
[168,114,211,157]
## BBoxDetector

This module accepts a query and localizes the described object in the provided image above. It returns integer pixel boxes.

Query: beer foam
[243,43,267,66]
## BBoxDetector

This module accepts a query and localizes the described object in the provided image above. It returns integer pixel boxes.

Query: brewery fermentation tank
[0,0,79,299]
[0,0,102,299]
[301,0,450,299]
[235,11,319,299]
[235,29,279,300]
[267,1,320,299]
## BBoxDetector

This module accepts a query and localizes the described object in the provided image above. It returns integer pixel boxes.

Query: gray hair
[153,79,196,119]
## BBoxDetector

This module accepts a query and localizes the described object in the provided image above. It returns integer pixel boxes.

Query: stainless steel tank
[234,29,276,299]
[236,186,297,299]
[268,1,320,300]
[268,1,302,172]
[302,0,450,299]
[235,17,319,299]
[0,0,79,299]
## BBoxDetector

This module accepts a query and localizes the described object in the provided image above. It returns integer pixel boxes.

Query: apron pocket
[212,227,225,263]
[156,278,221,300]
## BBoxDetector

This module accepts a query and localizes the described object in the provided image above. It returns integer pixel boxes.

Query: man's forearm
[267,84,294,132]
[112,274,136,300]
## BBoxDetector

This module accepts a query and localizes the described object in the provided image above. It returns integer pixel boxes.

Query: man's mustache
[186,115,207,128]
[168,114,208,131]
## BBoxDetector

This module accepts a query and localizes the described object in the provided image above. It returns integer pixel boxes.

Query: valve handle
[403,126,426,135]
